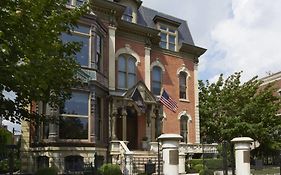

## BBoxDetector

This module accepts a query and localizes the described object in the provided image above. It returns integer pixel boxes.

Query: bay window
[62,25,103,70]
[59,91,89,140]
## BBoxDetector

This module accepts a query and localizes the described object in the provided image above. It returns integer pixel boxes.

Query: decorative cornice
[153,15,181,27]
[114,0,143,8]
[179,43,207,58]
[118,20,160,45]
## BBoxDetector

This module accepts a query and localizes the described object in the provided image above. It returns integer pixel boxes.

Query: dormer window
[160,25,177,51]
[153,15,180,52]
[122,7,133,22]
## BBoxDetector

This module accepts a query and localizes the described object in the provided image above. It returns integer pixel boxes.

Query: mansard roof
[138,6,195,46]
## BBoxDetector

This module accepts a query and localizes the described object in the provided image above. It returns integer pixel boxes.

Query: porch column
[144,46,151,90]
[108,25,116,91]
[90,91,96,143]
[151,109,156,142]
[122,108,127,141]
[111,105,118,140]
[48,104,58,141]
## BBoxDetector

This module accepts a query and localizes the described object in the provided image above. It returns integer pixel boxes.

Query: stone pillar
[90,91,96,143]
[111,106,118,140]
[231,137,253,175]
[179,143,187,174]
[144,46,151,90]
[151,116,156,142]
[194,63,200,143]
[122,108,127,141]
[48,104,58,141]
[123,152,133,175]
[108,25,116,91]
[158,134,182,175]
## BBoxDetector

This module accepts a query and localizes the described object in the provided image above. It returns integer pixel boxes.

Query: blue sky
[143,0,281,82]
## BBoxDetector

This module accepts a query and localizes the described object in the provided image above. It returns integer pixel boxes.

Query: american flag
[160,89,178,112]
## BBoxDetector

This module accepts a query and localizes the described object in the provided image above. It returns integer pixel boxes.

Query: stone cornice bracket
[145,35,152,48]
[109,10,117,27]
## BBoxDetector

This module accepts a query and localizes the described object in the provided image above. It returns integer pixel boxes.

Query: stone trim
[115,44,140,66]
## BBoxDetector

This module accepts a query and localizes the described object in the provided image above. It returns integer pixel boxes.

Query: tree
[0,0,87,123]
[199,72,281,152]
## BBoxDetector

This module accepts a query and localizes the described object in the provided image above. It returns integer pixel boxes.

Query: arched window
[118,54,136,89]
[152,66,162,95]
[65,155,84,172]
[179,72,187,99]
[180,115,189,143]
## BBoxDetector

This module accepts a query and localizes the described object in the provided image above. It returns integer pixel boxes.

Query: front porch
[109,81,162,151]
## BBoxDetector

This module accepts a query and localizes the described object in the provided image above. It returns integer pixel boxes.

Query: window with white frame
[62,25,103,69]
[95,34,103,71]
[122,7,133,22]
[180,115,188,143]
[59,91,89,139]
[179,72,187,99]
[118,54,137,89]
[152,66,162,95]
[159,25,177,51]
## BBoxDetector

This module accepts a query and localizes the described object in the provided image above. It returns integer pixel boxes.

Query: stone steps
[131,150,162,174]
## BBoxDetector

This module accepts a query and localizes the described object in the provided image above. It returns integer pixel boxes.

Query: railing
[80,68,109,88]
[110,141,133,175]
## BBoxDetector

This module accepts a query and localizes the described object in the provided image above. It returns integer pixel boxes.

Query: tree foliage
[0,0,87,122]
[199,72,281,151]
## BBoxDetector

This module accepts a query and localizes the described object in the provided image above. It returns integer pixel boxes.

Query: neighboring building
[21,0,215,174]
[260,71,281,116]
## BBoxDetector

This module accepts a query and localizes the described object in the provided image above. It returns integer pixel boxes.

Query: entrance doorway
[126,107,138,150]
[116,107,139,150]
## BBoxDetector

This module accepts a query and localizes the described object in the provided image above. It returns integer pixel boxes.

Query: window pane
[123,7,133,22]
[152,82,161,95]
[160,42,167,49]
[59,117,88,139]
[62,33,89,66]
[118,72,126,88]
[128,57,136,73]
[160,33,167,41]
[180,72,187,85]
[73,25,90,34]
[169,44,175,51]
[169,35,175,44]
[63,92,89,116]
[118,56,126,71]
[96,35,101,53]
[153,67,161,81]
[128,73,136,88]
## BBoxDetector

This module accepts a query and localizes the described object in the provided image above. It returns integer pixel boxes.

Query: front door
[126,107,138,150]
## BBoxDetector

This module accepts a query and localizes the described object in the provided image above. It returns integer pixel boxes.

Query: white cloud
[142,0,281,82]
[210,0,281,81]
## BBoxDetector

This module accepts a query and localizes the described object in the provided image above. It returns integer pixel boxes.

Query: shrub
[0,159,20,174]
[35,167,58,175]
[98,163,122,175]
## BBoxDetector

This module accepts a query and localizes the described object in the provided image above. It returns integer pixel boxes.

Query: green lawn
[251,167,280,174]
